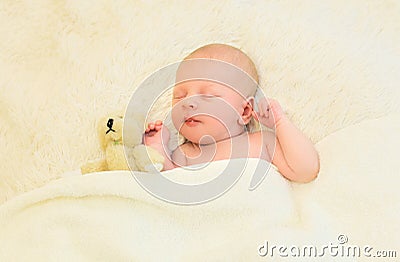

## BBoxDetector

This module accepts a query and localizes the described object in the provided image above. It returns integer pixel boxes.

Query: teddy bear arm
[132,144,165,172]
[80,158,108,174]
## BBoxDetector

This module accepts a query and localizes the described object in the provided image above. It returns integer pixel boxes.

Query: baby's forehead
[175,58,257,97]
[173,80,247,97]
[184,44,258,82]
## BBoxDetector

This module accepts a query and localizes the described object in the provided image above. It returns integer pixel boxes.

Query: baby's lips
[184,116,201,122]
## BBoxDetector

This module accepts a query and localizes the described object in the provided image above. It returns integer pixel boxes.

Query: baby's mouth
[184,116,201,125]
[185,117,200,123]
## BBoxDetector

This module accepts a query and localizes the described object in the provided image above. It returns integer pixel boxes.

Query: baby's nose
[182,97,198,110]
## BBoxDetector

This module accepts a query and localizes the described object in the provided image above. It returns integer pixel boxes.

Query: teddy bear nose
[106,118,115,134]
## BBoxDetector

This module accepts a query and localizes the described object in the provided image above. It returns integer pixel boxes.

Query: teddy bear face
[81,110,165,174]
[98,113,124,149]
[97,110,145,150]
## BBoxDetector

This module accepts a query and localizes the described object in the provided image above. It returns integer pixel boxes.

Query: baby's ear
[246,96,255,109]
[240,96,255,108]
[239,96,255,125]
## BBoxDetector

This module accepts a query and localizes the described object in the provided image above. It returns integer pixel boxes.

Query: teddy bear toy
[80,111,165,174]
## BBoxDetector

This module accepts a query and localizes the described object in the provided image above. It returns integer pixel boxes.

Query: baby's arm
[255,99,320,182]
[143,121,175,171]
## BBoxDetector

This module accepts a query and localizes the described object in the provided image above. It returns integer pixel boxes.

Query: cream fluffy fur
[1,0,399,202]
[1,0,399,203]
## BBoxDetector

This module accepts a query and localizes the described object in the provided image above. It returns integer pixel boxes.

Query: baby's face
[171,80,248,144]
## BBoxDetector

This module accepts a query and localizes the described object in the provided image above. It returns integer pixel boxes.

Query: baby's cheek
[205,116,230,131]
[171,108,183,128]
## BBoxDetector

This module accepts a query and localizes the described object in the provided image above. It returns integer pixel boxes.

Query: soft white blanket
[0,115,398,261]
[0,159,332,261]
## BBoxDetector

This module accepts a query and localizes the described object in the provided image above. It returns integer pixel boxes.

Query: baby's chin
[179,133,212,145]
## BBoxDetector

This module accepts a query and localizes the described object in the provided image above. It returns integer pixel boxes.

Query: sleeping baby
[143,43,319,183]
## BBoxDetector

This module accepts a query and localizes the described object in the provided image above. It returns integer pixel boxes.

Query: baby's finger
[145,130,157,137]
[145,128,155,134]
[257,103,264,117]
[261,99,269,117]
[266,99,274,114]
[155,120,162,126]
[258,101,265,117]
[267,98,279,112]
[145,122,156,133]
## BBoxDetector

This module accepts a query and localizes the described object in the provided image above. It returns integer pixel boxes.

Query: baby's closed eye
[172,93,186,100]
[173,94,221,100]
[173,96,184,100]
[202,93,221,99]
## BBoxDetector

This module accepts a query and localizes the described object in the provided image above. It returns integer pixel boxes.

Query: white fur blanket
[0,115,398,261]
[0,159,334,261]
[1,0,400,260]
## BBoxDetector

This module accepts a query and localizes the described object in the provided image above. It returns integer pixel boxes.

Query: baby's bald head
[182,43,259,97]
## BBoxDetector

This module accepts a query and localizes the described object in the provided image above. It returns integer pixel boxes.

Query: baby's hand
[143,120,170,147]
[253,98,286,129]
